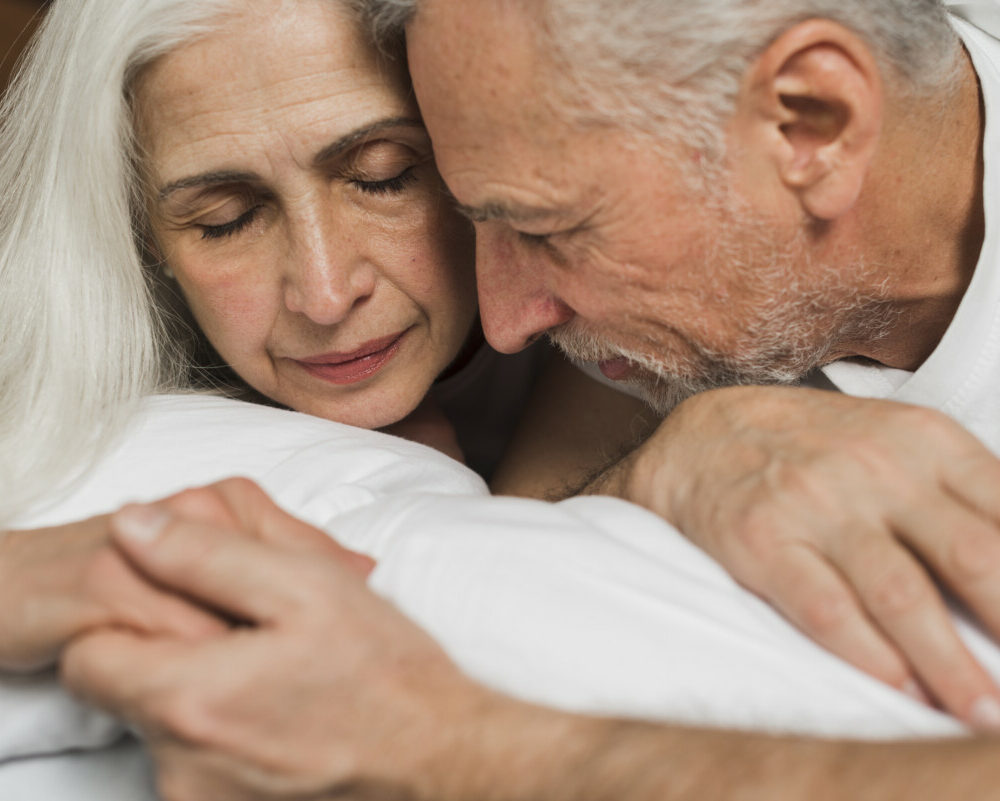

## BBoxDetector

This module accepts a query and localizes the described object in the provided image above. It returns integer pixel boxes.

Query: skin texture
[407,10,981,379]
[0,479,370,673]
[0,0,469,676]
[404,0,1000,722]
[0,517,224,672]
[62,488,1000,801]
[1,0,652,683]
[136,0,478,431]
[41,1,1000,799]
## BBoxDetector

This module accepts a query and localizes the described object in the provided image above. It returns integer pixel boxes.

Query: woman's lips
[294,330,408,385]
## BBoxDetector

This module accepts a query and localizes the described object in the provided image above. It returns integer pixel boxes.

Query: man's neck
[842,48,985,371]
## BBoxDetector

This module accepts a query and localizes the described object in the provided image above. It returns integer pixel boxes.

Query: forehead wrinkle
[152,69,394,137]
[146,79,420,189]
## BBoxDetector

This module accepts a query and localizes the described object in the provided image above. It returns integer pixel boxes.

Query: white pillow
[15,393,488,530]
[4,392,989,800]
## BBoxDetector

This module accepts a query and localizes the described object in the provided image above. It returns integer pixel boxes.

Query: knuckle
[761,462,846,521]
[728,505,785,562]
[948,530,1000,582]
[950,447,1000,490]
[214,475,264,500]
[795,589,855,637]
[865,567,929,621]
[894,405,958,445]
[728,522,777,565]
[164,486,228,520]
[766,462,817,496]
[151,688,215,745]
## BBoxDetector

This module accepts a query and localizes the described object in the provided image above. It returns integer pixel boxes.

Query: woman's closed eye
[198,205,263,240]
[350,166,418,196]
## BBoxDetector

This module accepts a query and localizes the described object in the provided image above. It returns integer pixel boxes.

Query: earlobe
[739,20,884,221]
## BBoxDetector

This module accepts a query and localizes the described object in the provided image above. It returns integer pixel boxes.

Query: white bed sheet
[2,394,986,800]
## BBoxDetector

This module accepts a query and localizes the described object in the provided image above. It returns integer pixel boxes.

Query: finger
[199,478,335,550]
[745,542,917,693]
[938,424,1000,525]
[85,548,228,641]
[61,629,192,729]
[897,502,1000,639]
[837,535,1000,729]
[162,480,375,575]
[109,506,347,622]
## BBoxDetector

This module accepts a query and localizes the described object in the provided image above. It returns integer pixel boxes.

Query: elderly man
[61,1,1000,799]
[371,0,1000,721]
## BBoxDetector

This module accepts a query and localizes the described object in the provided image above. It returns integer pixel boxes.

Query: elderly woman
[0,0,653,670]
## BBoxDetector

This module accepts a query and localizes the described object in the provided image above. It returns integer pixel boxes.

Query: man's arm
[577,384,1000,726]
[61,496,1000,801]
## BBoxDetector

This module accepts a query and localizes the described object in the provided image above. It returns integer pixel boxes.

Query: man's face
[407,0,879,408]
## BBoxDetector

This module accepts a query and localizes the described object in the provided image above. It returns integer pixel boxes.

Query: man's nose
[283,220,376,326]
[475,224,573,353]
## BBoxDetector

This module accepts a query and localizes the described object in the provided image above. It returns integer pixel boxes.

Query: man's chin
[625,360,809,416]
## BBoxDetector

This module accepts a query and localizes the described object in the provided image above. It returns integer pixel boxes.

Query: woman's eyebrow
[158,170,259,201]
[311,117,425,165]
[156,117,426,202]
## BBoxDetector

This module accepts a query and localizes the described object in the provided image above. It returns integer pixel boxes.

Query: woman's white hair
[0,0,238,525]
[357,0,962,152]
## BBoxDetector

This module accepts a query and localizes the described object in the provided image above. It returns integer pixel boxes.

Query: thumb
[108,504,363,623]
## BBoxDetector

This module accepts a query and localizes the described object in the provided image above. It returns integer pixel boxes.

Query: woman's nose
[282,223,376,326]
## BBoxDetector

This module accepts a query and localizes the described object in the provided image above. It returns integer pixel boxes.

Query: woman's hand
[0,478,373,673]
[586,385,1000,728]
[0,515,225,672]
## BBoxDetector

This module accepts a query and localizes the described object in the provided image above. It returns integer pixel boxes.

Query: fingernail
[113,504,170,544]
[969,696,1000,731]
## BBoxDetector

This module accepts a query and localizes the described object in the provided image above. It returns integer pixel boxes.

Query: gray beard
[548,210,897,415]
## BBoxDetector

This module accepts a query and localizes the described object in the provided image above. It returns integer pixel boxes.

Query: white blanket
[3,394,989,800]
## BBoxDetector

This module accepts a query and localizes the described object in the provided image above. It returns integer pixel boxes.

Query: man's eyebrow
[157,117,426,201]
[454,200,557,225]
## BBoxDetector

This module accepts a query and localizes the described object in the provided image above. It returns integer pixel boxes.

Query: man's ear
[733,19,884,220]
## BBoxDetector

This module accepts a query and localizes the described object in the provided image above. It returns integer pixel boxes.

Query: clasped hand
[10,479,483,801]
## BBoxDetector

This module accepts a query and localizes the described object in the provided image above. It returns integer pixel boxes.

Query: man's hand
[587,385,1000,727]
[59,477,1000,801]
[60,498,494,801]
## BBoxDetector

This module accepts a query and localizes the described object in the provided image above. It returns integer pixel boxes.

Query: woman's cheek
[177,258,280,354]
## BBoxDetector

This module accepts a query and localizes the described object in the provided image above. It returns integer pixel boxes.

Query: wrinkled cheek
[180,274,279,370]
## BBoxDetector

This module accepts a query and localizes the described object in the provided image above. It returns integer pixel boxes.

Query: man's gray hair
[355,0,962,152]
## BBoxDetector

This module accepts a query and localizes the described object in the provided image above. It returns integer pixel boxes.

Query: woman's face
[135,0,477,429]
